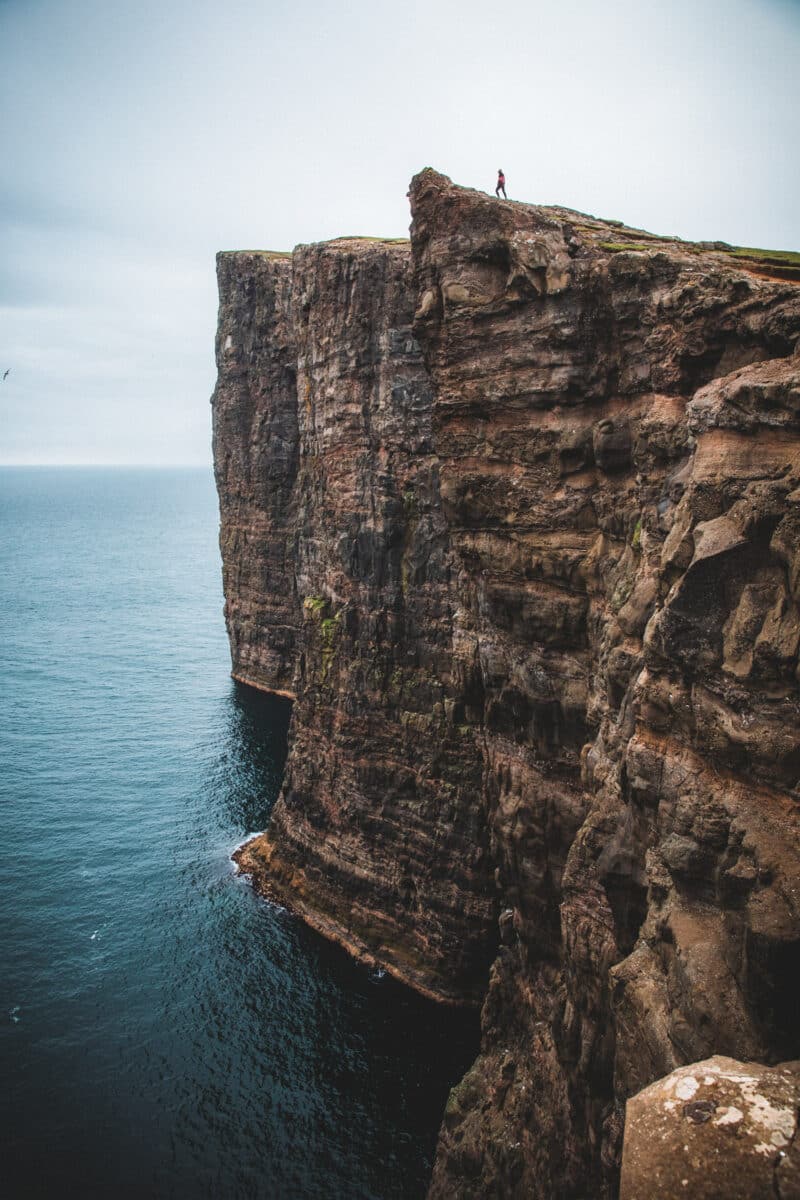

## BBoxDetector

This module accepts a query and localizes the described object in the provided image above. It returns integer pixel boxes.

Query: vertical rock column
[410,167,613,1198]
[212,251,300,696]
[230,238,498,1005]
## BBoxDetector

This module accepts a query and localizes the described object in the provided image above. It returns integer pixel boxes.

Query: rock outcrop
[620,1057,800,1200]
[212,171,800,1197]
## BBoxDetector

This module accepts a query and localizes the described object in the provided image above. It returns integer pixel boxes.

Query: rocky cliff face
[212,171,800,1197]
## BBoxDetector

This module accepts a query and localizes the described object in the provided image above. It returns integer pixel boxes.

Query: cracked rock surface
[620,1056,800,1200]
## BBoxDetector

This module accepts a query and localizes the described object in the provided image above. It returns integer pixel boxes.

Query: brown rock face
[620,1057,800,1200]
[214,250,299,696]
[214,234,498,1004]
[212,171,800,1196]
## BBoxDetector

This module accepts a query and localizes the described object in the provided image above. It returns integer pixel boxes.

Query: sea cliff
[212,171,800,1197]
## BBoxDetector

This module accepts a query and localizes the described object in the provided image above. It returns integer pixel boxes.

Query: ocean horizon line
[0,461,213,469]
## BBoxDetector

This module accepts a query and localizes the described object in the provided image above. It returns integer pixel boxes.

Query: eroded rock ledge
[212,171,800,1196]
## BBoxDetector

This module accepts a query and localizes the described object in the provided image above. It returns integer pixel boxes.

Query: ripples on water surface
[0,468,478,1200]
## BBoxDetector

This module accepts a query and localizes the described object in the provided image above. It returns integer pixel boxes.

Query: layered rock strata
[215,234,497,1004]
[212,172,800,1196]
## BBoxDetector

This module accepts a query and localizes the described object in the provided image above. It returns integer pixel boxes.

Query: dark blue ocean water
[0,468,477,1200]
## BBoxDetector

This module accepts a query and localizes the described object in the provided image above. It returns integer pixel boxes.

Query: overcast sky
[2,0,799,465]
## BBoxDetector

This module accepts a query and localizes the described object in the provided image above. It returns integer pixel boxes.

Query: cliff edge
[212,171,800,1197]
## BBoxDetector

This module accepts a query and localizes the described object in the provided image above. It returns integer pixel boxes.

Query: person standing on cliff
[495,169,507,199]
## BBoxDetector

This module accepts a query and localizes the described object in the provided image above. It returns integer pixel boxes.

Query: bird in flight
[2,369,9,381]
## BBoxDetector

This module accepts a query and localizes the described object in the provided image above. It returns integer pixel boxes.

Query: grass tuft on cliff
[599,242,652,253]
[725,246,800,267]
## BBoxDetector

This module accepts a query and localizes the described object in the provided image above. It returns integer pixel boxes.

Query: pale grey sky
[2,0,799,464]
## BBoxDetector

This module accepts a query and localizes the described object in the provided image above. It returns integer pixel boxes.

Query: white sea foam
[230,830,267,857]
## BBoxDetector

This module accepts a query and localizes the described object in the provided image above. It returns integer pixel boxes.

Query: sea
[0,467,478,1200]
